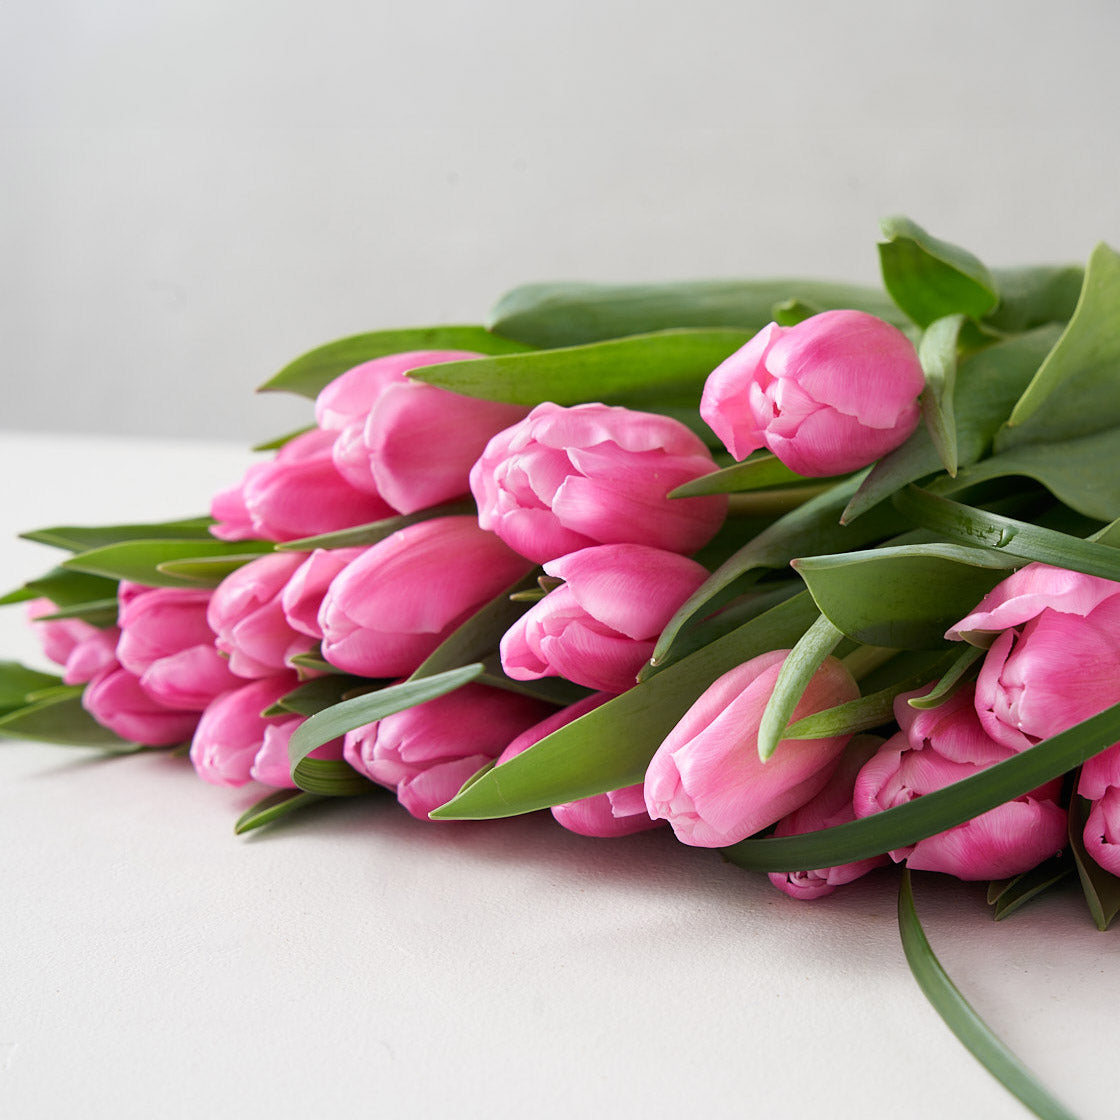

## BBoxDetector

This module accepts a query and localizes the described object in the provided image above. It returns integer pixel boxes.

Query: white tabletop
[1,430,1114,1120]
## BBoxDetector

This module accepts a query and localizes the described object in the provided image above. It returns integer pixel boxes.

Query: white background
[4,0,1120,442]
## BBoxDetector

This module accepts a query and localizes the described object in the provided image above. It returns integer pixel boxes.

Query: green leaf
[234,789,326,834]
[275,500,476,551]
[31,598,120,627]
[288,651,339,675]
[430,594,820,820]
[21,516,215,552]
[288,664,485,768]
[487,278,906,349]
[843,326,1059,523]
[917,314,964,476]
[1068,795,1120,931]
[407,329,752,408]
[62,538,274,589]
[0,661,63,711]
[156,553,273,585]
[793,543,1018,650]
[251,425,315,452]
[892,485,1120,581]
[989,857,1074,921]
[263,675,375,717]
[985,264,1084,333]
[1,568,119,610]
[0,690,138,749]
[878,217,998,328]
[999,243,1120,447]
[290,757,373,797]
[669,452,839,499]
[898,870,1079,1120]
[723,699,1120,871]
[906,645,984,709]
[757,614,843,760]
[258,326,530,398]
[771,297,822,327]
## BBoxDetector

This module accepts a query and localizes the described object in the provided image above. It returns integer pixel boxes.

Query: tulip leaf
[275,500,476,551]
[251,425,315,452]
[157,554,274,585]
[290,757,374,797]
[258,325,530,399]
[985,264,1084,333]
[288,651,339,675]
[893,485,1120,581]
[429,594,820,820]
[917,314,964,476]
[793,543,1019,650]
[771,297,822,327]
[878,217,998,328]
[669,452,838,499]
[897,871,1080,1120]
[998,243,1120,448]
[0,689,139,749]
[234,789,326,834]
[486,278,907,348]
[0,661,63,712]
[288,664,485,768]
[652,472,904,668]
[263,675,376,717]
[0,567,120,611]
[723,699,1120,871]
[1068,795,1120,931]
[842,326,1059,524]
[20,516,215,552]
[474,658,590,706]
[988,857,1074,921]
[906,645,984,709]
[31,598,120,627]
[61,538,274,589]
[406,329,752,408]
[756,614,844,761]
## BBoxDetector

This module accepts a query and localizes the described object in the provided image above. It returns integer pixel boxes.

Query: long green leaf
[234,789,326,834]
[290,757,374,797]
[258,326,530,398]
[985,265,1084,333]
[723,699,1120,871]
[898,871,1079,1120]
[430,594,819,820]
[20,516,215,552]
[0,690,138,749]
[989,858,1073,921]
[275,500,476,552]
[669,453,839,499]
[1,568,119,610]
[62,538,274,589]
[918,314,964,476]
[0,661,63,711]
[1068,795,1120,931]
[31,598,120,627]
[157,554,273,585]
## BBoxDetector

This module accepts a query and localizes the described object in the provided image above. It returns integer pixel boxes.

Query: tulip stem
[841,643,897,682]
[727,484,836,517]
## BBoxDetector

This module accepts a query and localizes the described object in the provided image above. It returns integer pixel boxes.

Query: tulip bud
[27,599,119,685]
[470,402,727,564]
[700,310,925,476]
[280,547,365,639]
[83,665,200,746]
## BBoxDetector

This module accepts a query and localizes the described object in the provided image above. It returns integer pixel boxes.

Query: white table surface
[1,430,1115,1120]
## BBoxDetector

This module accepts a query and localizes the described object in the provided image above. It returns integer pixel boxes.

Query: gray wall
[4,0,1118,443]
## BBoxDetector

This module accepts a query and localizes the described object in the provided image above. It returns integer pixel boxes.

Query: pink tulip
[1077,743,1120,877]
[500,544,709,693]
[469,402,728,564]
[343,683,552,819]
[644,650,859,847]
[700,310,925,476]
[280,547,365,639]
[189,675,300,787]
[116,583,239,709]
[768,736,890,900]
[496,692,663,837]
[947,563,1120,754]
[315,350,530,515]
[26,599,119,685]
[83,665,200,746]
[319,516,534,678]
[249,714,345,789]
[852,685,1066,880]
[207,553,316,678]
[210,428,394,543]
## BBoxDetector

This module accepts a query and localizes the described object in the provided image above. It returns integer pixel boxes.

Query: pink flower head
[280,547,365,639]
[26,599,119,685]
[497,692,663,838]
[499,544,709,693]
[852,685,1066,880]
[210,428,394,543]
[207,553,317,678]
[768,736,890,900]
[700,310,925,476]
[83,665,200,746]
[947,563,1120,753]
[318,516,534,678]
[248,714,345,789]
[644,650,859,847]
[315,350,530,515]
[343,683,552,820]
[469,402,727,564]
[1077,742,1120,878]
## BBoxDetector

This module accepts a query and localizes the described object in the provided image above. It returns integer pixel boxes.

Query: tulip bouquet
[5,217,1120,1118]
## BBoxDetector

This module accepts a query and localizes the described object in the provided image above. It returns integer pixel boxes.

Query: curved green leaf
[234,789,326,834]
[723,699,1120,871]
[0,689,138,749]
[898,871,1079,1120]
[906,645,984,709]
[988,857,1073,922]
[258,325,530,398]
[62,538,274,589]
[670,453,840,499]
[1068,795,1120,931]
[290,757,373,797]
[275,500,476,551]
[157,553,274,585]
[31,598,120,627]
[20,516,215,552]
[918,314,964,476]
[1,568,119,610]
[263,675,374,717]
[0,661,63,712]
[986,264,1084,333]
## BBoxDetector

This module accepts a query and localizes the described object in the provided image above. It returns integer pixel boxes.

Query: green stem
[841,643,898,682]
[727,484,836,517]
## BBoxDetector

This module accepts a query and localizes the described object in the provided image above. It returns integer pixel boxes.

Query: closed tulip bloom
[343,684,552,820]
[249,714,345,789]
[208,553,316,678]
[190,675,300,787]
[319,516,534,678]
[700,310,925,476]
[500,544,709,693]
[497,692,663,838]
[27,599,120,685]
[210,428,394,543]
[947,563,1120,753]
[853,685,1066,880]
[470,402,727,564]
[1077,743,1120,876]
[316,351,530,515]
[280,547,365,639]
[768,736,890,900]
[644,650,859,847]
[83,665,200,746]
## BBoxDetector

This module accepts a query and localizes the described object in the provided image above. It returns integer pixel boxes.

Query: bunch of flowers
[4,217,1119,1118]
